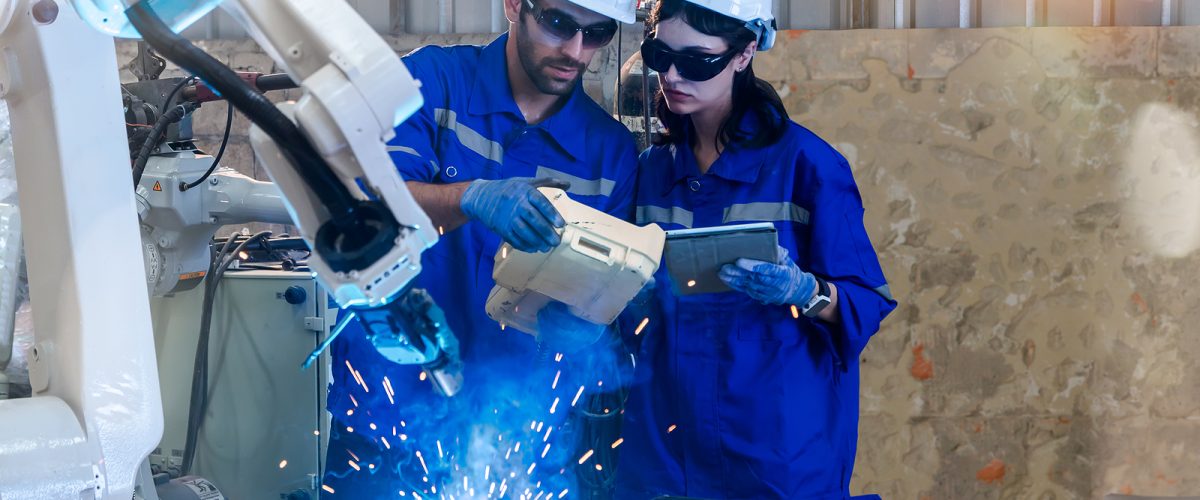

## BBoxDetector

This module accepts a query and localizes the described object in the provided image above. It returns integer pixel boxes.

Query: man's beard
[516,29,587,96]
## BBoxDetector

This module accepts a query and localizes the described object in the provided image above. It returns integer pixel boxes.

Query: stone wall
[118,26,1200,499]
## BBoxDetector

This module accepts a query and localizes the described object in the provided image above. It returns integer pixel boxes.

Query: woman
[616,0,897,498]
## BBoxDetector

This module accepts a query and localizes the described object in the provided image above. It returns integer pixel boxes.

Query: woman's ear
[735,41,758,72]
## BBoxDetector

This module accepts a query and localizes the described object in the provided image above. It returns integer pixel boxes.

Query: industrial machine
[0,0,456,497]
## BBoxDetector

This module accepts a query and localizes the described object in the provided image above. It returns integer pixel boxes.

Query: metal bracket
[130,41,166,81]
[303,316,324,332]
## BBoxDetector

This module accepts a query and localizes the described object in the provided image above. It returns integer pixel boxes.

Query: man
[320,0,639,497]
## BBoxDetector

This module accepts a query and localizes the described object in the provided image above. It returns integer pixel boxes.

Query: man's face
[513,0,616,96]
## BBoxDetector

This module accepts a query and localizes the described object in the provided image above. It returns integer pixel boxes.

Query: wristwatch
[801,276,832,318]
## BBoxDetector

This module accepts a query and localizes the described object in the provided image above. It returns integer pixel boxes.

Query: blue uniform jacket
[616,120,896,499]
[327,34,639,441]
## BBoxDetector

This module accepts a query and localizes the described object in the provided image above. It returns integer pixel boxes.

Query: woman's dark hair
[649,0,788,150]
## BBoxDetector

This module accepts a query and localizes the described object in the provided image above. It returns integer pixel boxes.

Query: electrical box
[149,270,336,499]
[486,188,665,335]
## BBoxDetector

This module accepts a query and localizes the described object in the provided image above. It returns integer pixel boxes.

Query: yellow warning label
[153,181,162,192]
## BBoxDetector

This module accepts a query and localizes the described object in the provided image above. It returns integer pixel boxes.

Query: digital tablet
[664,222,779,295]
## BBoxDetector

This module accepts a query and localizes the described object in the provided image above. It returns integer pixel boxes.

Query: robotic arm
[0,0,458,498]
[120,1,462,391]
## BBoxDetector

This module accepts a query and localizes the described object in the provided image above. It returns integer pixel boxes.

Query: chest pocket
[433,108,503,183]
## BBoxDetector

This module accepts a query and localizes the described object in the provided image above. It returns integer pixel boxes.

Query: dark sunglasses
[523,0,618,49]
[640,38,740,82]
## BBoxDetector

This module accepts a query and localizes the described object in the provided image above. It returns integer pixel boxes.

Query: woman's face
[653,16,752,116]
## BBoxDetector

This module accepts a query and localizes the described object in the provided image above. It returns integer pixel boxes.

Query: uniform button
[445,166,458,178]
[689,179,701,192]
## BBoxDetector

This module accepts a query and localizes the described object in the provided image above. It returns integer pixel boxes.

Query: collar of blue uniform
[468,33,589,162]
[663,114,772,194]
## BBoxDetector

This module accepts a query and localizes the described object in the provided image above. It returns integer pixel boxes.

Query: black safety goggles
[640,37,739,82]
[524,0,618,49]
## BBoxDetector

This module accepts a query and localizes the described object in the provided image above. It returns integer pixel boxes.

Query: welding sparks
[530,421,537,431]
[384,376,396,405]
[313,430,320,436]
[595,464,603,471]
[370,423,377,431]
[577,449,594,464]
[346,409,354,416]
[555,353,563,362]
[489,482,497,496]
[543,426,553,442]
[502,246,508,259]
[611,438,624,449]
[346,361,369,392]
[349,394,359,407]
[559,489,569,498]
[485,465,491,480]
[439,226,445,236]
[527,463,537,475]
[346,426,354,433]
[347,450,361,461]
[381,437,391,450]
[322,485,335,494]
[687,280,696,287]
[464,476,469,492]
[549,398,560,414]
[415,450,429,475]
[668,424,677,433]
[791,304,800,319]
[541,443,551,458]
[635,317,649,335]
[552,370,561,389]
[501,323,506,331]
[400,434,408,441]
[571,386,585,407]
[514,442,521,452]
[536,422,544,433]
[278,459,288,469]
[437,440,444,459]
[420,371,427,381]
[348,460,361,471]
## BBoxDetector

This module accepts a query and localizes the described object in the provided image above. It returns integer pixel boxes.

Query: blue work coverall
[321,34,639,497]
[616,119,896,499]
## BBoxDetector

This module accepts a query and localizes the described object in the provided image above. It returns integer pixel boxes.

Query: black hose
[180,102,234,192]
[180,231,272,476]
[132,101,198,188]
[126,2,358,227]
[255,73,298,92]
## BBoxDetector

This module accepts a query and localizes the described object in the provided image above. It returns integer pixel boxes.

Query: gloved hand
[460,177,571,253]
[718,246,817,306]
[536,301,609,354]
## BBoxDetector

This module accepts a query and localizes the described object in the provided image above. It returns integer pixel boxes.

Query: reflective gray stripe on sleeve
[874,284,894,302]
[534,166,616,197]
[387,145,421,157]
[434,108,505,163]
[636,205,694,228]
[386,145,439,177]
[723,202,811,225]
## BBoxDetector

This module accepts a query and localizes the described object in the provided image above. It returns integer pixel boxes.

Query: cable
[180,102,234,191]
[180,231,271,476]
[132,101,199,188]
[162,75,196,111]
[127,2,358,227]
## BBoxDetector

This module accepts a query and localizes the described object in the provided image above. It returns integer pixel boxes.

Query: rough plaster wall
[753,27,1200,499]
[117,26,1200,499]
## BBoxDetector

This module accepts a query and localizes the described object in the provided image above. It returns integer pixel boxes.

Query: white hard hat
[569,0,638,24]
[685,0,777,51]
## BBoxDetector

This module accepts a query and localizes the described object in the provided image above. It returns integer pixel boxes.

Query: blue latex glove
[536,301,609,354]
[460,177,571,253]
[718,246,818,306]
